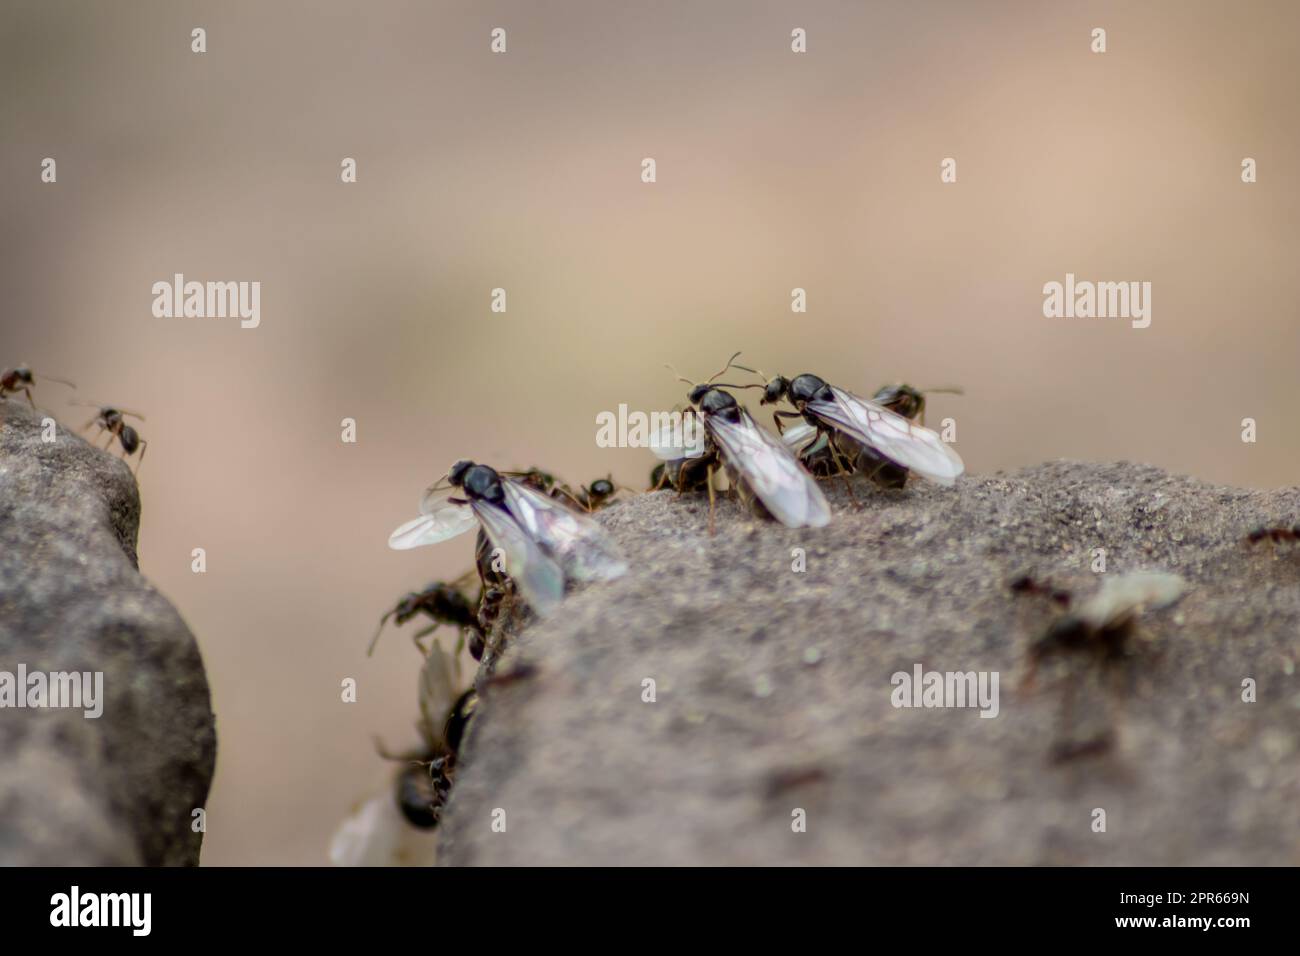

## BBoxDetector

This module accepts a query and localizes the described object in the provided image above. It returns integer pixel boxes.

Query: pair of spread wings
[388,479,627,616]
[781,385,964,487]
[652,408,832,528]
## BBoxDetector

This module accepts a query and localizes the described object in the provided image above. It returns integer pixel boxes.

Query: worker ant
[1,365,75,406]
[74,402,149,475]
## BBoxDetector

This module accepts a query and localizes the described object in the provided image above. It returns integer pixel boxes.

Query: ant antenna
[70,398,146,419]
[664,363,695,387]
[920,385,964,396]
[367,611,396,657]
[706,351,744,384]
[41,373,77,390]
[727,362,777,391]
[668,352,759,390]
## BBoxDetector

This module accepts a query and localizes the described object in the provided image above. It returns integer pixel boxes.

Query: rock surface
[438,461,1300,865]
[0,399,215,865]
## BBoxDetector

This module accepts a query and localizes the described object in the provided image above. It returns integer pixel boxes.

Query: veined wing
[416,640,457,754]
[806,385,964,486]
[388,497,477,550]
[707,409,831,528]
[503,478,628,582]
[471,499,565,616]
[780,421,822,453]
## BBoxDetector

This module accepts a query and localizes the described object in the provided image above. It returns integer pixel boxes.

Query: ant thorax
[789,374,830,404]
[460,464,505,503]
[695,386,739,420]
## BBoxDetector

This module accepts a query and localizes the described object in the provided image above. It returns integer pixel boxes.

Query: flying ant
[1011,571,1187,762]
[377,641,479,830]
[654,352,829,534]
[744,367,964,491]
[73,401,149,475]
[0,365,76,406]
[369,575,485,660]
[388,459,626,617]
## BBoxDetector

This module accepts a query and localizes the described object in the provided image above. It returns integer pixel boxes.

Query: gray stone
[438,461,1300,865]
[0,398,215,865]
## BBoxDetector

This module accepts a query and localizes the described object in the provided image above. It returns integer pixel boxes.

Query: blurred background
[2,0,1297,864]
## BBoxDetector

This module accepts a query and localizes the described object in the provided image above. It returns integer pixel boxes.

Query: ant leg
[553,484,589,512]
[706,464,717,536]
[771,409,802,437]
[133,439,148,476]
[411,623,439,657]
[674,455,706,497]
[828,440,860,507]
[25,388,35,407]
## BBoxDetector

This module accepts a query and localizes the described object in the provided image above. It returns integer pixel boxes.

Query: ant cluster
[368,350,1298,823]
[372,464,623,831]
[369,351,972,829]
[2,363,149,475]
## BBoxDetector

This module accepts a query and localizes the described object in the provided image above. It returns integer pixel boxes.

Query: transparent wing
[707,410,831,528]
[780,421,821,452]
[387,500,477,550]
[471,500,565,616]
[503,479,628,582]
[416,640,456,754]
[649,415,707,460]
[806,385,964,486]
[1079,572,1187,630]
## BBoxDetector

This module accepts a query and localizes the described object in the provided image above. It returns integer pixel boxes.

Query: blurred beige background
[2,0,1298,864]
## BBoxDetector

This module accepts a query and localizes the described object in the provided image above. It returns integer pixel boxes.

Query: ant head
[761,376,790,406]
[15,367,33,383]
[448,459,475,487]
[589,478,615,499]
[687,382,713,405]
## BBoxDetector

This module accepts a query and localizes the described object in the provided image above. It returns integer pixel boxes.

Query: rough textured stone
[0,398,216,865]
[438,461,1300,865]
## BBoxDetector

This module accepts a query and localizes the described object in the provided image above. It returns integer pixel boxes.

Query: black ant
[370,576,485,660]
[1,365,75,406]
[75,403,149,475]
